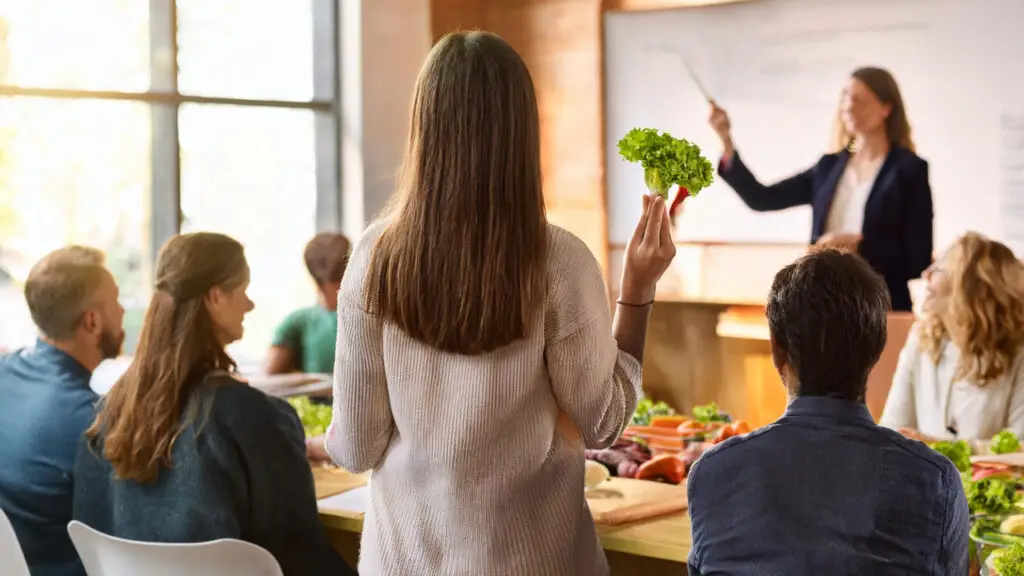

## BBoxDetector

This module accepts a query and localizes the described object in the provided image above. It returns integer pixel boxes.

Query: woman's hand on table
[897,427,937,444]
[814,233,862,253]
[306,435,332,463]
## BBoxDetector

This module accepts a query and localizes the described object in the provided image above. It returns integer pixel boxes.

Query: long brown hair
[86,233,249,482]
[365,31,547,355]
[919,233,1024,386]
[830,67,915,153]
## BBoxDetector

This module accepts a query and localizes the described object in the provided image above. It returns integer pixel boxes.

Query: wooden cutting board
[313,465,369,499]
[586,477,687,525]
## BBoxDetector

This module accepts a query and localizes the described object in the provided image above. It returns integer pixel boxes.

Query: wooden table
[313,467,689,575]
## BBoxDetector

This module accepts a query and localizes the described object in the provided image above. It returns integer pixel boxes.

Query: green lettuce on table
[930,439,972,473]
[287,396,333,437]
[992,430,1022,455]
[617,128,714,200]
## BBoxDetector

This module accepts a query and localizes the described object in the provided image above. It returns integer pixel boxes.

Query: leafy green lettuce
[930,439,972,473]
[965,476,1022,516]
[994,539,1024,576]
[993,430,1022,455]
[630,397,675,426]
[692,402,729,424]
[617,128,714,200]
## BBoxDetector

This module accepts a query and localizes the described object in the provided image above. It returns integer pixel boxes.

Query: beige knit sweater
[325,221,643,576]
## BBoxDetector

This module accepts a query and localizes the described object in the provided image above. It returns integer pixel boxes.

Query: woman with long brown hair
[881,232,1024,443]
[699,67,932,311]
[73,233,352,576]
[325,31,675,575]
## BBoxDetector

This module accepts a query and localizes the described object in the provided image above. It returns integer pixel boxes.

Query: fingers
[658,199,673,248]
[644,195,664,243]
[632,194,652,244]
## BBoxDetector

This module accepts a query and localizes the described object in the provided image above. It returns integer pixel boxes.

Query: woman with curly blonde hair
[881,232,1024,443]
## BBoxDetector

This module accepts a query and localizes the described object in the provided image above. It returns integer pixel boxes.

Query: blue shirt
[0,340,97,576]
[687,396,969,576]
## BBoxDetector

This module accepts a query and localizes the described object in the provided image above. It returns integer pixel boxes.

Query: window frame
[0,0,344,271]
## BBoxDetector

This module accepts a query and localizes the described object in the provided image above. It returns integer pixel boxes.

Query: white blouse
[880,326,1024,442]
[823,161,881,235]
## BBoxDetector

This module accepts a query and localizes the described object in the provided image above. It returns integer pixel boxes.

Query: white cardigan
[880,325,1024,442]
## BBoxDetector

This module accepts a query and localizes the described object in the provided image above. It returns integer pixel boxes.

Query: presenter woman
[703,67,932,311]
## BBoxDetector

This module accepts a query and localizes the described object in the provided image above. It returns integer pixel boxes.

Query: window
[0,0,340,363]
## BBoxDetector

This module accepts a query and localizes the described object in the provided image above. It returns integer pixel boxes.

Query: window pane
[0,97,151,352]
[0,0,149,91]
[179,104,318,366]
[176,0,315,101]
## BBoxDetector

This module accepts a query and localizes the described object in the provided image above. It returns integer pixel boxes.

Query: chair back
[67,521,282,576]
[0,508,30,576]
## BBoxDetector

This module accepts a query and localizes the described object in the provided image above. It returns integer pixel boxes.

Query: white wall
[339,0,432,240]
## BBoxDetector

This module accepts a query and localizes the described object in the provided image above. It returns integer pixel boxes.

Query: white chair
[67,521,282,576]
[0,508,30,576]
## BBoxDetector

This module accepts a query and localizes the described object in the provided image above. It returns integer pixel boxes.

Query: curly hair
[918,232,1024,386]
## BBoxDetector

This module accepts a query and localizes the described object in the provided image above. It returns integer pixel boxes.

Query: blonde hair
[830,67,916,154]
[919,233,1024,386]
[24,246,108,340]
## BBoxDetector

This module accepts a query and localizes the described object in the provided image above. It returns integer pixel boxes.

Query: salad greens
[617,128,714,200]
[286,396,333,437]
[692,402,730,424]
[930,439,972,473]
[631,398,675,426]
[993,430,1022,455]
[966,476,1023,516]
[994,539,1024,576]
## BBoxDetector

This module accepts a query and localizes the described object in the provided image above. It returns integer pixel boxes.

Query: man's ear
[80,309,101,337]
[769,331,786,380]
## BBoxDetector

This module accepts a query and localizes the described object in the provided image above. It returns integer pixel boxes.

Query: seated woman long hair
[73,232,353,576]
[324,31,675,575]
[881,232,1024,444]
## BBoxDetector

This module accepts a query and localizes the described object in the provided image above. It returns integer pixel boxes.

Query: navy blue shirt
[687,396,969,576]
[0,340,97,576]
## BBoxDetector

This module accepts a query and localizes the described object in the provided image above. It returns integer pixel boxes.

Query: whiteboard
[604,0,1022,252]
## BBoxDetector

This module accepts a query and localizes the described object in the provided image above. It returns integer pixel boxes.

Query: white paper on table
[317,485,370,514]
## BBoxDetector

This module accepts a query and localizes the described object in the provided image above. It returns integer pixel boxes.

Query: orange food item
[709,420,752,445]
[677,420,706,433]
[635,454,687,484]
[650,415,690,428]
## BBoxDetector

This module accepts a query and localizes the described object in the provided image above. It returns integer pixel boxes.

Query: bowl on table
[970,513,1024,575]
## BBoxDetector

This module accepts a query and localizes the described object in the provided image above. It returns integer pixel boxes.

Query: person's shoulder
[205,374,301,432]
[869,424,958,475]
[689,424,781,481]
[545,223,602,279]
[893,146,929,173]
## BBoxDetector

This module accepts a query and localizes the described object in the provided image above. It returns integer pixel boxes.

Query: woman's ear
[203,286,223,313]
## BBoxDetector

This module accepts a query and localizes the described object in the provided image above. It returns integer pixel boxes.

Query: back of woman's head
[86,232,249,482]
[366,31,547,355]
[920,232,1024,385]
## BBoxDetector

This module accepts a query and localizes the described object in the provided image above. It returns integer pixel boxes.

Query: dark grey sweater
[72,374,354,576]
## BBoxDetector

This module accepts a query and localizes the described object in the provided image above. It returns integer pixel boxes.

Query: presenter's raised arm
[708,102,816,212]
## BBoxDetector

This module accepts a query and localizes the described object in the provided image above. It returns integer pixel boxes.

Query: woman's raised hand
[620,194,676,305]
[708,102,734,158]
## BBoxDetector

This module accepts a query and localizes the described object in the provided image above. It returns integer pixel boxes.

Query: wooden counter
[313,467,689,575]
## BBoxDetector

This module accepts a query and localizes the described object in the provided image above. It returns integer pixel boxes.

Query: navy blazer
[719,147,933,311]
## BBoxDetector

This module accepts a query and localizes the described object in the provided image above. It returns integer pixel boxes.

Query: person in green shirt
[265,232,350,376]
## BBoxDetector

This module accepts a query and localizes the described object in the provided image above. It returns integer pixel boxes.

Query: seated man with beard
[0,246,125,576]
